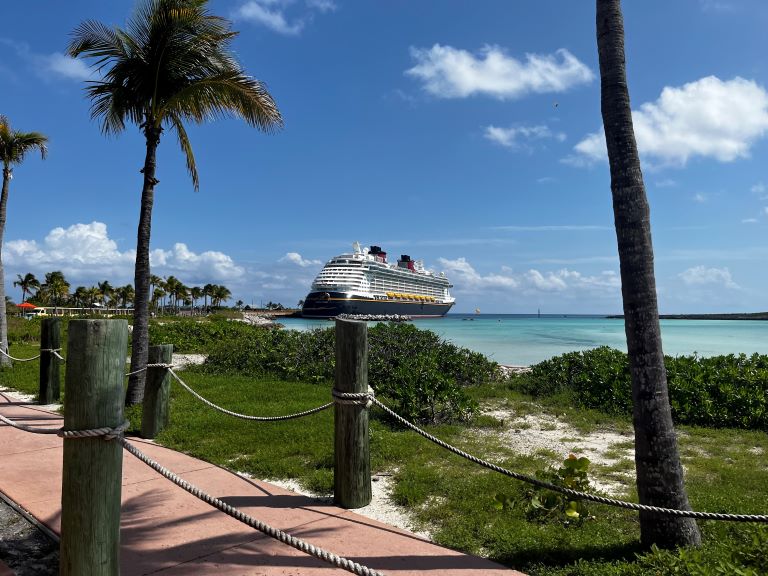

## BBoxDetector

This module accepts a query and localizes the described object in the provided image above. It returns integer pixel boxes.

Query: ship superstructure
[301,242,455,318]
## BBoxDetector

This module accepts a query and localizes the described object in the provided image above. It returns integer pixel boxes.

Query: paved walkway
[0,392,520,575]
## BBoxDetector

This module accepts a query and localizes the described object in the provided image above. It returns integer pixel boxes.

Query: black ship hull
[301,291,453,318]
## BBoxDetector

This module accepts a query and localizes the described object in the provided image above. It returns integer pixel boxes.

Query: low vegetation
[512,346,768,430]
[2,318,767,575]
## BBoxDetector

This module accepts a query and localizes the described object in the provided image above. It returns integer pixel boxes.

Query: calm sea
[277,314,768,366]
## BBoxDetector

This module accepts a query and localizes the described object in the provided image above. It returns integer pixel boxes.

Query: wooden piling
[141,344,173,439]
[61,320,128,576]
[39,317,61,404]
[334,318,371,508]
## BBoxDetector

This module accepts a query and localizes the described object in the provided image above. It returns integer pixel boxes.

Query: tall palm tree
[68,0,283,405]
[596,0,701,548]
[0,116,48,364]
[13,272,41,303]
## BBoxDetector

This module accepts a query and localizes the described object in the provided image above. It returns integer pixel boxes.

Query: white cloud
[742,218,758,223]
[693,193,707,203]
[4,221,243,286]
[279,252,322,267]
[655,179,678,188]
[570,76,768,167]
[437,257,620,296]
[0,38,93,81]
[679,266,739,289]
[406,45,593,100]
[234,0,334,35]
[484,124,566,149]
[151,243,245,283]
[306,0,336,11]
[42,52,92,80]
[235,1,304,35]
[764,207,768,217]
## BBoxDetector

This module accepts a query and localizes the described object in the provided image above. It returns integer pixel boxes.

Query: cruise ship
[301,242,455,318]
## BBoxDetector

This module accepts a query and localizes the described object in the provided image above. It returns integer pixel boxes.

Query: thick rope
[332,388,374,408]
[41,348,65,362]
[0,348,41,362]
[164,366,333,421]
[369,396,768,523]
[120,438,385,576]
[0,413,129,441]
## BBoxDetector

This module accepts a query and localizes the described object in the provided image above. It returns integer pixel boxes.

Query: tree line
[11,270,231,312]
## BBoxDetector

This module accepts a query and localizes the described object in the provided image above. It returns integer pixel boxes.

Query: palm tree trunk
[0,168,10,366]
[126,123,162,406]
[596,0,701,548]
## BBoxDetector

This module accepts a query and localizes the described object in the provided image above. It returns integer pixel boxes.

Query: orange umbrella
[17,302,36,309]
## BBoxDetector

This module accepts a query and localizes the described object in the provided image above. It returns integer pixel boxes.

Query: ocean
[276,314,768,366]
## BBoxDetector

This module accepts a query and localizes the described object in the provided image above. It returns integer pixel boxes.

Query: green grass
[2,336,767,575]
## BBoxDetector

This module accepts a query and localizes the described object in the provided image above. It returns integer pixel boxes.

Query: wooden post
[39,317,61,404]
[141,344,173,439]
[61,320,128,576]
[334,318,371,508]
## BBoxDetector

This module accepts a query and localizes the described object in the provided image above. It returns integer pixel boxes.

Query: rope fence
[144,363,768,523]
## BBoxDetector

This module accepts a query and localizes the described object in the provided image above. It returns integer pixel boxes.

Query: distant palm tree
[0,116,48,363]
[117,284,135,308]
[596,0,700,547]
[190,286,202,312]
[203,283,215,310]
[68,0,283,406]
[14,272,41,303]
[84,286,101,308]
[211,284,231,307]
[41,271,70,312]
[98,280,114,309]
[71,286,88,308]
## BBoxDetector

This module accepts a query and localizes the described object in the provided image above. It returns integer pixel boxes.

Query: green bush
[512,347,768,430]
[200,321,499,423]
[148,318,268,353]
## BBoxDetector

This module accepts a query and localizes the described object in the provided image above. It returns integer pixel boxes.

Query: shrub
[511,347,768,430]
[200,321,499,423]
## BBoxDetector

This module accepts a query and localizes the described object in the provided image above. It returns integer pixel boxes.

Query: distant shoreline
[606,312,768,321]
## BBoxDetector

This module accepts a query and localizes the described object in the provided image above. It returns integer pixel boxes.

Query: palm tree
[596,0,701,548]
[190,286,202,313]
[117,284,135,308]
[68,0,283,406]
[211,284,231,307]
[41,271,70,312]
[84,286,101,308]
[98,280,114,309]
[13,272,41,303]
[71,286,88,309]
[0,116,48,363]
[203,283,214,310]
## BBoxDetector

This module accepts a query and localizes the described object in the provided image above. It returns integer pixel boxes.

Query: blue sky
[2,0,767,313]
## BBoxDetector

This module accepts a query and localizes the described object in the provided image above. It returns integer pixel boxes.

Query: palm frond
[167,112,199,190]
[159,70,283,132]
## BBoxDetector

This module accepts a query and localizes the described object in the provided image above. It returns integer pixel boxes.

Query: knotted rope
[120,438,386,576]
[365,394,768,523]
[0,413,129,441]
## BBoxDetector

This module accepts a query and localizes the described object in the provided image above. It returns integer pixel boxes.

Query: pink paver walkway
[0,393,521,575]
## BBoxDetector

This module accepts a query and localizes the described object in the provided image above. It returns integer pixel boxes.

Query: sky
[1,0,767,314]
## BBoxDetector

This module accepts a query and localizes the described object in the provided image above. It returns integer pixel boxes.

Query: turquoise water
[276,314,768,366]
